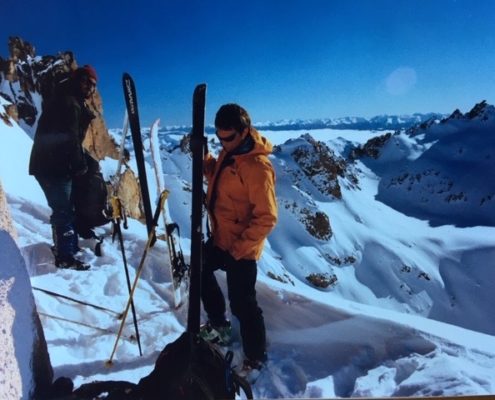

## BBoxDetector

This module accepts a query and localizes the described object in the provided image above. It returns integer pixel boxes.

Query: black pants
[201,243,267,362]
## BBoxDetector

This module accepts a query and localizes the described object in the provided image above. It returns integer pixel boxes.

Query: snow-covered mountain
[159,113,446,136]
[2,42,495,397]
[3,91,495,398]
[253,113,446,132]
[363,101,495,227]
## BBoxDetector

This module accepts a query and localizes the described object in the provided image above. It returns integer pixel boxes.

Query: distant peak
[440,100,495,123]
[467,100,492,120]
[446,109,464,120]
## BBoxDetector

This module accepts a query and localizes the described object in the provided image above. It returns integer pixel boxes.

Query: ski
[122,73,154,236]
[149,118,188,308]
[188,83,207,334]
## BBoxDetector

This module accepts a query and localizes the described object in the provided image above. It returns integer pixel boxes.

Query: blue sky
[2,0,495,128]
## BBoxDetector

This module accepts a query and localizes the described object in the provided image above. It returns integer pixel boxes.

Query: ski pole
[106,191,167,366]
[33,286,121,317]
[111,196,143,356]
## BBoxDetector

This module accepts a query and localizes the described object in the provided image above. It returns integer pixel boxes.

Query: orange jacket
[204,128,278,261]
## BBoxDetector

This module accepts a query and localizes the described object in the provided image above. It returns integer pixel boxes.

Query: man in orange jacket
[200,103,278,373]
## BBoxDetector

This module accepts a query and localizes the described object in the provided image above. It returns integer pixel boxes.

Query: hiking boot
[55,255,90,271]
[199,320,232,345]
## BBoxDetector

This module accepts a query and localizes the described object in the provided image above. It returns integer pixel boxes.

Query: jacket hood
[237,128,273,158]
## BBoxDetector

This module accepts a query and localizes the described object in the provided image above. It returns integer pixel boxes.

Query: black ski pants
[201,242,267,362]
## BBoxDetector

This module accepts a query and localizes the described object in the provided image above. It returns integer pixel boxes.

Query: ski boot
[52,225,90,271]
[54,254,90,271]
[199,320,232,346]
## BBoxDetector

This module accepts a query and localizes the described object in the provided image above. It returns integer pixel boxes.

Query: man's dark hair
[215,103,251,132]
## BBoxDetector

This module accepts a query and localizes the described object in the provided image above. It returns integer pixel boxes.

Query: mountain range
[159,113,446,135]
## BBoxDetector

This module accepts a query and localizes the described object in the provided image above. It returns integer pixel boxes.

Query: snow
[0,97,45,203]
[0,230,42,399]
[1,98,495,398]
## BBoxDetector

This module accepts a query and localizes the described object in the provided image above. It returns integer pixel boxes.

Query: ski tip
[174,298,183,310]
[150,118,161,129]
[122,73,134,87]
[194,83,207,94]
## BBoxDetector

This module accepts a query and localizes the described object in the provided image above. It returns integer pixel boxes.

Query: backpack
[73,152,110,237]
[137,331,253,400]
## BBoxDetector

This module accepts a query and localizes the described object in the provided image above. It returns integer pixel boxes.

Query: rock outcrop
[0,180,17,240]
[349,132,392,160]
[291,134,358,199]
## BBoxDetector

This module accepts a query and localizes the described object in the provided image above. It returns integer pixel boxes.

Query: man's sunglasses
[216,130,238,142]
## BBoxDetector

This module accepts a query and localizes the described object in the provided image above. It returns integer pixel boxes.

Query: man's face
[216,127,248,153]
[79,75,96,99]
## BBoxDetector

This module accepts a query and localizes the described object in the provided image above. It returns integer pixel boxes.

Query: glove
[203,238,227,269]
[222,249,237,269]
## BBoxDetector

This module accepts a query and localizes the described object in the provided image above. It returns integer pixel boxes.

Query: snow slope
[375,103,495,227]
[2,97,495,398]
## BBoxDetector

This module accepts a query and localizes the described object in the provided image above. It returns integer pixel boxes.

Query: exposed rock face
[291,134,358,199]
[0,180,17,240]
[444,109,464,121]
[8,36,35,61]
[280,199,333,241]
[1,100,16,126]
[179,133,191,154]
[305,272,337,289]
[440,100,493,124]
[349,132,392,160]
[466,100,491,120]
[83,91,120,160]
[110,168,143,220]
[300,208,332,240]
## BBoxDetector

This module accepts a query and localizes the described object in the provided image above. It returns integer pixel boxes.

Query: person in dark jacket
[199,104,278,374]
[29,65,98,270]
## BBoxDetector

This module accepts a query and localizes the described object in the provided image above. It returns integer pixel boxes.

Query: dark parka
[29,80,94,178]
